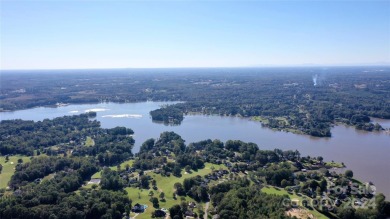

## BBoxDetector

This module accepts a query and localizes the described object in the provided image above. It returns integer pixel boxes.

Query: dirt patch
[286,208,315,219]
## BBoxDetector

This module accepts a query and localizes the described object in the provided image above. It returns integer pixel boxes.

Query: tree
[316,186,322,196]
[281,179,288,188]
[140,175,150,189]
[150,197,159,208]
[180,201,188,214]
[302,199,308,207]
[185,165,191,173]
[337,207,355,219]
[5,155,9,162]
[169,205,183,219]
[17,158,23,164]
[198,209,205,219]
[159,192,165,201]
[197,186,209,202]
[174,182,185,196]
[345,170,353,178]
[375,193,390,216]
[0,164,2,174]
[320,179,327,192]
[173,165,181,177]
[100,168,125,190]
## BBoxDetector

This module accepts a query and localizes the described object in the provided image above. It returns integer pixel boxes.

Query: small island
[150,105,184,125]
[1,114,389,219]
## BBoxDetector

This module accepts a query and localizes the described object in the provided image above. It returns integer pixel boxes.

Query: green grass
[252,116,269,124]
[0,156,31,188]
[350,178,363,185]
[261,186,329,219]
[88,162,226,218]
[42,173,55,182]
[85,136,95,147]
[91,159,135,178]
[275,117,290,125]
[261,186,299,199]
[324,161,344,168]
[83,183,99,189]
[125,163,225,219]
[115,160,134,170]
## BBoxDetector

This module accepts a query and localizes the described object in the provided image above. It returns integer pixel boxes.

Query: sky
[1,1,389,70]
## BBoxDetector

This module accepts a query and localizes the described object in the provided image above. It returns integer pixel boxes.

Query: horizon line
[2,64,390,71]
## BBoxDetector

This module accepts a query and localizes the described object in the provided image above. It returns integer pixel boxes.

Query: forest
[0,115,390,219]
[1,67,389,137]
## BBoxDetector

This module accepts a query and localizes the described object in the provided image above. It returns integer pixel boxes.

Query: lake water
[1,102,389,198]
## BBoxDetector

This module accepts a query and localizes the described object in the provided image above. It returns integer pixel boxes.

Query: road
[204,194,211,219]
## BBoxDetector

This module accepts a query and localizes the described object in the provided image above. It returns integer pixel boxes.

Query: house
[88,178,101,184]
[188,202,196,208]
[14,189,22,196]
[184,210,195,217]
[132,203,145,213]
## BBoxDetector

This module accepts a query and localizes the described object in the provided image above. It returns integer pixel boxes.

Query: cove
[1,101,389,199]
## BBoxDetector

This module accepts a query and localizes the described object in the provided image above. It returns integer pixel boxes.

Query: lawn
[88,162,226,218]
[125,163,225,219]
[91,159,135,178]
[85,136,95,147]
[261,186,299,199]
[0,156,31,188]
[42,173,56,182]
[261,186,329,219]
[251,116,269,124]
[324,161,344,168]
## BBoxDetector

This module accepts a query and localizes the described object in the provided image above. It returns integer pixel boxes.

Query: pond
[1,101,389,198]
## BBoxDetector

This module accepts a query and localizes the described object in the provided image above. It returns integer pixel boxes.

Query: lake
[1,101,389,199]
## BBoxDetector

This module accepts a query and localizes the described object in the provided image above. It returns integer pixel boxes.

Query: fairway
[0,156,31,188]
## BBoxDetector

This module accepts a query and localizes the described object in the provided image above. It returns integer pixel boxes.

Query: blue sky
[1,1,389,69]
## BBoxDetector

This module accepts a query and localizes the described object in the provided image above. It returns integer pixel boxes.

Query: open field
[126,163,225,219]
[88,160,226,218]
[0,156,31,188]
[91,159,135,178]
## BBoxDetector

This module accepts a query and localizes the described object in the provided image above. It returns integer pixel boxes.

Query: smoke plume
[312,74,318,86]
